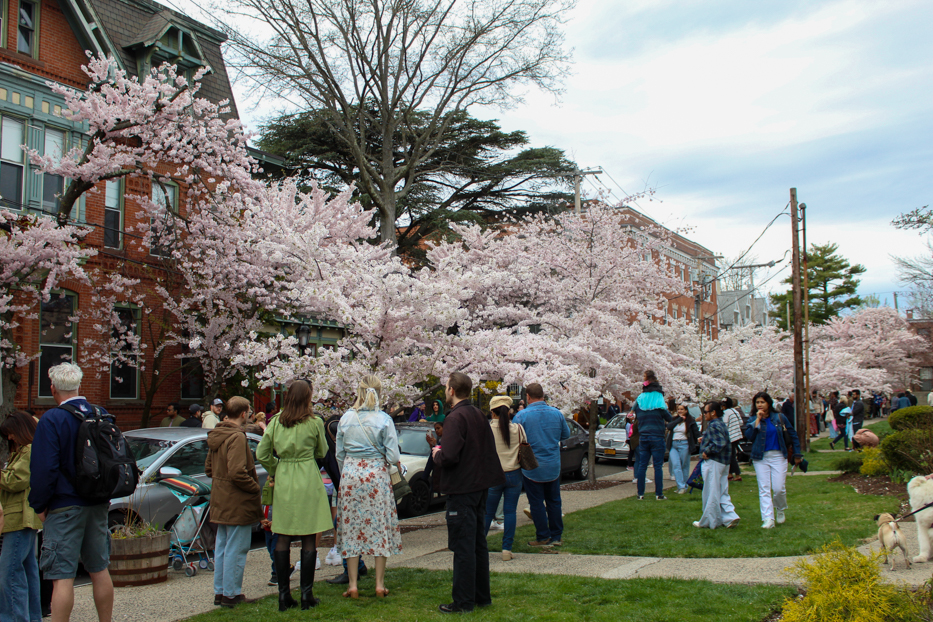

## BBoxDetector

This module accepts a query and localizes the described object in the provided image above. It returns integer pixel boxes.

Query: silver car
[108,427,268,531]
[595,414,630,461]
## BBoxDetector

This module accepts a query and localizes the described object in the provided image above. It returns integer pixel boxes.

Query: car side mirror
[158,466,182,480]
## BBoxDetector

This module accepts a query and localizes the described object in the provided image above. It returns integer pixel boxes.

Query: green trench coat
[257,415,333,536]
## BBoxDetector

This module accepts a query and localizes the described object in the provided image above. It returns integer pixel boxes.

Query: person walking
[483,396,523,561]
[665,403,700,494]
[633,371,672,500]
[693,402,740,529]
[513,383,569,546]
[0,411,42,622]
[29,363,113,622]
[432,372,505,613]
[745,391,802,529]
[205,397,262,608]
[335,375,403,600]
[721,398,745,482]
[849,389,865,450]
[257,380,332,610]
[829,393,849,451]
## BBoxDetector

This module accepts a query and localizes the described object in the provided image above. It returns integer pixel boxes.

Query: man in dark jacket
[29,363,114,622]
[633,371,673,500]
[432,372,505,613]
[850,389,865,450]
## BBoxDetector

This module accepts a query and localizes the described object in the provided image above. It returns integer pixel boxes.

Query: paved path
[72,456,930,621]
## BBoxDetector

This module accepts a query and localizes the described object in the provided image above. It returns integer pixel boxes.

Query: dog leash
[893,500,933,523]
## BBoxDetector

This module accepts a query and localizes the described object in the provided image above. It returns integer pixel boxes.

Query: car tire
[400,478,432,517]
[573,455,590,480]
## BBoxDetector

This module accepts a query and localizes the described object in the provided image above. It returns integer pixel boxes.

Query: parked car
[594,414,630,462]
[395,422,446,516]
[110,427,268,531]
[560,418,591,479]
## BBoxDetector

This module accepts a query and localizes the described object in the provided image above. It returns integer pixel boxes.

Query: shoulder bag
[517,424,538,470]
[353,410,412,503]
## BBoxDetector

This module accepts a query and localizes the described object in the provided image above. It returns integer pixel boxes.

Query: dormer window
[126,13,212,80]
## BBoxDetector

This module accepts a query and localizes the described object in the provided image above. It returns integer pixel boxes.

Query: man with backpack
[29,363,116,622]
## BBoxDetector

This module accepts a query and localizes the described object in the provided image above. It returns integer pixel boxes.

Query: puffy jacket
[632,383,671,438]
[744,411,802,462]
[1,445,41,532]
[205,421,262,526]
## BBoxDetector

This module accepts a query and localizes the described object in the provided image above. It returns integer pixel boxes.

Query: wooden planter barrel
[109,532,170,587]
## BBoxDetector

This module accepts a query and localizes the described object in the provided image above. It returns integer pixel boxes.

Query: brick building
[1,0,314,427]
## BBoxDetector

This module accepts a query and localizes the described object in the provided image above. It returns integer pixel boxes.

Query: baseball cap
[189,404,202,413]
[212,398,224,406]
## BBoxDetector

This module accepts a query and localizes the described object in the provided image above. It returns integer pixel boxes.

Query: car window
[397,428,431,457]
[127,437,176,471]
[247,438,259,459]
[162,440,209,477]
[604,415,626,429]
[567,420,585,435]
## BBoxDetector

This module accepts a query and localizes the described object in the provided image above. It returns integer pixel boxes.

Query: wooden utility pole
[564,166,603,214]
[790,189,808,451]
[801,202,812,441]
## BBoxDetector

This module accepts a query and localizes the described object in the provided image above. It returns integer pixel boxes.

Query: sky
[170,0,932,307]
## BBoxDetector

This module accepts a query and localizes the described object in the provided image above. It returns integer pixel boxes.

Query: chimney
[907,309,914,320]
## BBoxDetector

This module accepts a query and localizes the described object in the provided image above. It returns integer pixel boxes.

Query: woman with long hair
[335,375,402,599]
[0,411,41,621]
[665,403,700,494]
[257,380,332,610]
[483,396,523,561]
[745,391,802,529]
[692,402,739,529]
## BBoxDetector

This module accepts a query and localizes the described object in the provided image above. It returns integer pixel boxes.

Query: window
[110,307,139,399]
[180,338,204,400]
[921,368,933,392]
[104,180,123,248]
[42,128,65,213]
[163,440,209,476]
[17,0,36,56]
[0,117,24,210]
[733,309,739,326]
[39,291,75,398]
[149,180,178,257]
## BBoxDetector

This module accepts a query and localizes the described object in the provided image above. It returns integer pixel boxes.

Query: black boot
[274,550,298,611]
[300,549,320,609]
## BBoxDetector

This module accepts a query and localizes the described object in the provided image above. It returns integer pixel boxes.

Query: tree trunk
[587,401,598,485]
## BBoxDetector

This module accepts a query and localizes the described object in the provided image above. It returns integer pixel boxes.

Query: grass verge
[806,418,894,470]
[183,568,794,622]
[489,474,897,558]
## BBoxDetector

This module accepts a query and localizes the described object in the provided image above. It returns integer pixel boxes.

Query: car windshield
[397,428,431,457]
[127,437,177,471]
[604,415,627,429]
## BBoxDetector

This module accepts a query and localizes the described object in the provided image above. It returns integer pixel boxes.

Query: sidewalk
[71,465,926,622]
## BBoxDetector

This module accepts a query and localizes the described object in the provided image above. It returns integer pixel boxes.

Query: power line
[711,207,789,281]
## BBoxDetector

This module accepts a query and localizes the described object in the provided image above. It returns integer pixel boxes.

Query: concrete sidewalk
[72,466,928,622]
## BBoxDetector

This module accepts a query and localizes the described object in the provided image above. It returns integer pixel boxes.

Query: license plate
[604,448,616,455]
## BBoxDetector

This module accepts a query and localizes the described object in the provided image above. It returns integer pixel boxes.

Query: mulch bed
[827,472,912,519]
[561,480,626,491]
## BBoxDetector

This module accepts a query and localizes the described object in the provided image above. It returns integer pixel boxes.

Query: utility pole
[562,166,603,214]
[894,292,899,311]
[790,189,808,451]
[801,202,812,441]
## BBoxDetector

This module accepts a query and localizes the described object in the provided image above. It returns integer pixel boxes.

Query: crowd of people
[1,360,920,621]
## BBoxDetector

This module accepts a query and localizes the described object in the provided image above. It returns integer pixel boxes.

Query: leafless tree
[893,240,933,318]
[718,253,761,292]
[218,0,575,246]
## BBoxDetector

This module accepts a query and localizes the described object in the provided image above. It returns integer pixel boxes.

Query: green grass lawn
[489,474,897,558]
[184,568,794,622]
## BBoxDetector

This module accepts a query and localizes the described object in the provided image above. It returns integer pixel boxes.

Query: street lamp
[296,324,311,355]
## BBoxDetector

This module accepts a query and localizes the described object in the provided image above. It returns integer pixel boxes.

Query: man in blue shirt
[513,383,570,547]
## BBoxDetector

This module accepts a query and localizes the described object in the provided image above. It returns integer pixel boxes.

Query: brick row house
[1,0,313,427]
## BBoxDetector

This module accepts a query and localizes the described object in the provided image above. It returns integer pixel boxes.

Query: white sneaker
[692,521,702,528]
[491,520,504,531]
[762,519,775,529]
[645,478,653,483]
[325,546,341,566]
[775,511,785,524]
[677,488,687,494]
[315,554,321,570]
[290,560,300,579]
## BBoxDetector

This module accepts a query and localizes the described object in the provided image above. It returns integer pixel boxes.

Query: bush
[860,447,890,477]
[781,541,926,622]
[880,427,933,474]
[831,452,863,473]
[889,405,933,431]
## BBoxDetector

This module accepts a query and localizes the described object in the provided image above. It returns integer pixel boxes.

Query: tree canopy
[770,242,866,330]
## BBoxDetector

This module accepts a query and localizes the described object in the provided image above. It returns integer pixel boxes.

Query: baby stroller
[158,474,214,576]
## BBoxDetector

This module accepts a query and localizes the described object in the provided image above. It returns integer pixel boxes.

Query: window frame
[149,178,179,257]
[38,289,76,399]
[41,125,66,214]
[109,305,140,400]
[0,0,8,52]
[103,178,124,249]
[0,114,25,210]
[17,0,39,58]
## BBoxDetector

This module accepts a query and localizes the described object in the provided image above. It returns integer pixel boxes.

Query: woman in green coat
[257,380,332,611]
[0,411,41,622]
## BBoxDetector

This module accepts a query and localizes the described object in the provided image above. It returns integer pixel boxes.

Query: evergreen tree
[770,242,867,330]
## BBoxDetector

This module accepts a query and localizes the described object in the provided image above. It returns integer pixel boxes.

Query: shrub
[880,427,933,474]
[889,405,933,431]
[860,447,890,477]
[781,541,925,622]
[831,452,863,473]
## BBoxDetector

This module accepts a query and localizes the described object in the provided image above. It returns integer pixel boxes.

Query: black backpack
[58,403,140,503]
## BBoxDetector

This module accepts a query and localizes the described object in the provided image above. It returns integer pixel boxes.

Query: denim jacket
[744,411,802,462]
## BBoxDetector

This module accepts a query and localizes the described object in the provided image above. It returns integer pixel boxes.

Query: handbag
[517,425,538,471]
[261,478,274,505]
[353,409,412,503]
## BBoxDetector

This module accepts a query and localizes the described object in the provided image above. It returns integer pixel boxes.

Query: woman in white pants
[692,401,739,529]
[744,392,802,529]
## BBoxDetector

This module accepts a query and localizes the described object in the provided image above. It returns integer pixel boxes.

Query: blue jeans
[636,436,665,497]
[522,476,563,543]
[669,440,690,491]
[264,531,277,575]
[213,524,251,598]
[0,528,41,622]
[483,469,523,551]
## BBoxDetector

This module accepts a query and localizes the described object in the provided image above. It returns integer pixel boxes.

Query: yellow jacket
[0,445,40,532]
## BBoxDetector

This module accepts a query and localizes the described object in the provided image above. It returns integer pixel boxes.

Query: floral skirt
[336,457,402,558]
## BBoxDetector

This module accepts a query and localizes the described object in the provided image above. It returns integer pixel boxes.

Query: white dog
[907,476,933,563]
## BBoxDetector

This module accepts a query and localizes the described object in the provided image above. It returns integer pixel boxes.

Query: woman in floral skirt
[335,375,403,599]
